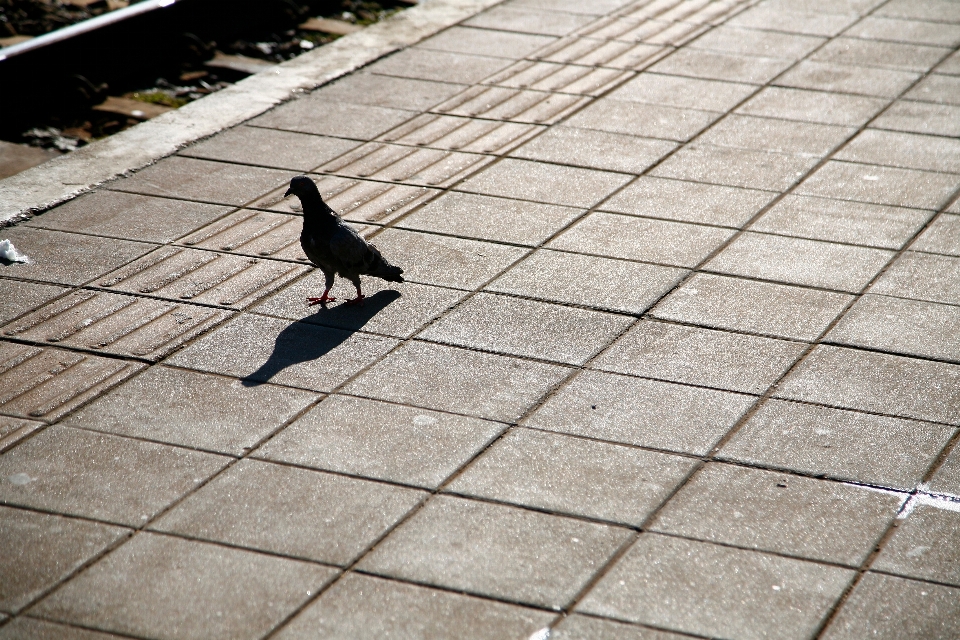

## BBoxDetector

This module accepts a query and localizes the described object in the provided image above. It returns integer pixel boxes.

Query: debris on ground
[0,238,30,263]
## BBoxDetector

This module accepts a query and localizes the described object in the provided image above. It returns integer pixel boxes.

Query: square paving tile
[651,144,819,192]
[60,366,317,455]
[821,572,960,640]
[25,190,232,243]
[695,114,855,158]
[368,49,510,84]
[252,174,440,227]
[774,60,920,98]
[509,126,677,174]
[727,5,859,37]
[430,84,590,125]
[705,232,894,292]
[256,394,503,488]
[92,245,308,310]
[547,211,735,268]
[592,320,806,394]
[0,506,127,613]
[481,59,630,96]
[795,161,960,211]
[759,0,883,14]
[512,0,634,15]
[929,444,960,494]
[720,399,955,491]
[652,273,852,341]
[872,101,960,137]
[366,228,528,290]
[871,252,960,306]
[811,38,949,72]
[30,533,338,640]
[275,572,555,640]
[775,60,919,98]
[0,227,153,286]
[417,26,556,59]
[343,340,569,422]
[836,129,960,174]
[876,0,960,23]
[874,505,960,586]
[377,113,544,156]
[419,292,632,365]
[1,288,231,362]
[0,425,228,526]
[939,49,960,75]
[689,25,825,61]
[552,613,691,639]
[905,73,960,105]
[826,294,960,361]
[176,209,306,262]
[165,313,398,392]
[753,195,932,249]
[448,428,695,525]
[914,214,960,256]
[316,142,493,189]
[735,87,887,127]
[525,369,756,455]
[531,36,667,70]
[0,278,67,325]
[608,72,757,112]
[152,459,424,565]
[457,158,633,209]
[648,48,793,84]
[486,249,687,315]
[357,495,630,609]
[0,343,145,422]
[396,192,581,246]
[253,274,466,339]
[309,72,467,112]
[599,176,775,228]
[564,99,720,142]
[577,533,854,640]
[107,156,290,206]
[845,16,960,47]
[0,416,43,453]
[178,127,360,171]
[249,99,413,140]
[0,618,130,639]
[464,5,594,36]
[776,345,960,425]
[651,463,903,566]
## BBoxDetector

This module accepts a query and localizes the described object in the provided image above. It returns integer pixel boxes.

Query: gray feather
[286,176,404,288]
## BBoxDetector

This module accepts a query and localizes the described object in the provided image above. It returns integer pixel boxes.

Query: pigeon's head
[284,175,320,200]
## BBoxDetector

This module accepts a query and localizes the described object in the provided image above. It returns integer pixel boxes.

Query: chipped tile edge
[0,0,505,227]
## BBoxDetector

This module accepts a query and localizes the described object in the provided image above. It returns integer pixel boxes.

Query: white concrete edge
[0,0,501,226]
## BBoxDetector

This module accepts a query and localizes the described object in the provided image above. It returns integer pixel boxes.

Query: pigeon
[284,175,404,306]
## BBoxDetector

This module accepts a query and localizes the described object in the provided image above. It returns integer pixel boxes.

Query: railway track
[0,0,411,177]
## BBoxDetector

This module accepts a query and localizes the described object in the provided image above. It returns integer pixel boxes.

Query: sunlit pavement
[1,0,960,637]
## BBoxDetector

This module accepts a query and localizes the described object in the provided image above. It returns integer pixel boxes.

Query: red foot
[344,294,366,307]
[306,293,336,306]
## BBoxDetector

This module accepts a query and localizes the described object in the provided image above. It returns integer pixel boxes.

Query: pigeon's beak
[284,187,294,198]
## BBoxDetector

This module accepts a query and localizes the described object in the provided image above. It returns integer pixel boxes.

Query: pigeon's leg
[344,277,365,306]
[307,270,337,306]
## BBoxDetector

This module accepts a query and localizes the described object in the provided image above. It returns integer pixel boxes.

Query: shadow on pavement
[241,289,401,387]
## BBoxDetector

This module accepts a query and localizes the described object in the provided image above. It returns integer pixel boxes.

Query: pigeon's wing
[327,223,372,271]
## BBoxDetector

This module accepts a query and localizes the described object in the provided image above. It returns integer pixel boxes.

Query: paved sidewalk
[2,0,960,637]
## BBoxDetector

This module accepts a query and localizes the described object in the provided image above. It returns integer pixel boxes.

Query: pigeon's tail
[368,245,405,283]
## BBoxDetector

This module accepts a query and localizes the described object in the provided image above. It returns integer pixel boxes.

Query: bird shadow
[241,289,401,387]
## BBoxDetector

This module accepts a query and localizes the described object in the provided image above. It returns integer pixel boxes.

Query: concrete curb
[0,0,502,226]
